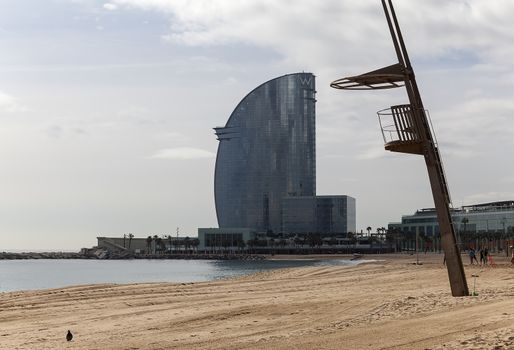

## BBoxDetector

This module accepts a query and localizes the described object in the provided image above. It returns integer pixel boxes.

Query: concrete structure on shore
[96,236,199,255]
[97,237,148,254]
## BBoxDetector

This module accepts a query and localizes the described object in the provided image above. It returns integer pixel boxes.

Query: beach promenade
[1,254,513,349]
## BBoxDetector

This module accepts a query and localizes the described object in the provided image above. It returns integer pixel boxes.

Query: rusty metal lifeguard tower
[331,0,469,296]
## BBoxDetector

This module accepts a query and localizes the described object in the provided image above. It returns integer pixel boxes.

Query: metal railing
[377,104,421,144]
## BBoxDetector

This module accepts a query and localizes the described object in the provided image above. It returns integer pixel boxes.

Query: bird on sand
[66,330,73,342]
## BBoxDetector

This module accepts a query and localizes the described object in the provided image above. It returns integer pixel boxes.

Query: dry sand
[1,254,514,350]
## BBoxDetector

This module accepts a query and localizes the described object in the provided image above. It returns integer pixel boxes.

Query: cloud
[338,177,359,183]
[46,125,63,139]
[108,0,514,68]
[0,91,28,112]
[106,0,514,165]
[463,192,514,205]
[149,147,215,160]
[103,3,118,10]
[157,131,191,143]
[436,140,482,159]
[355,146,392,160]
[109,1,386,69]
[432,96,514,158]
[500,176,514,184]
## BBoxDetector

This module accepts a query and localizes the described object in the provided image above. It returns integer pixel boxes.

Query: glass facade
[214,73,316,233]
[204,233,243,248]
[197,228,256,250]
[282,196,356,234]
[281,197,316,233]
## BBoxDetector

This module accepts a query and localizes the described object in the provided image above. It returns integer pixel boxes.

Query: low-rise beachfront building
[196,227,394,254]
[197,228,256,251]
[197,196,356,252]
[97,236,148,253]
[388,200,514,252]
[96,236,199,255]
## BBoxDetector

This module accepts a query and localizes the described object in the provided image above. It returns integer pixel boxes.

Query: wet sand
[1,254,513,349]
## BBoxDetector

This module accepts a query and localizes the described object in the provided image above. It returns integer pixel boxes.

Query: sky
[1,0,514,250]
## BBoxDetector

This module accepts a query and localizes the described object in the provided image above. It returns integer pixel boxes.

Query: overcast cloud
[0,0,513,250]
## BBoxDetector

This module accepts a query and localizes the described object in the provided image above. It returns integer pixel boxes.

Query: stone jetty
[0,250,266,261]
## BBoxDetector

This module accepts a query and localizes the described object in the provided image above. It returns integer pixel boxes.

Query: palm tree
[156,237,164,254]
[366,227,372,236]
[146,236,152,254]
[385,229,395,250]
[152,235,159,254]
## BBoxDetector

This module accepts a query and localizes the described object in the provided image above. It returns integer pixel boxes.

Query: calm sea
[0,258,364,293]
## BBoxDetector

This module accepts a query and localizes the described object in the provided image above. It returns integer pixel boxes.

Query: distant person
[488,254,496,267]
[469,248,478,265]
[479,248,485,266]
[483,247,489,266]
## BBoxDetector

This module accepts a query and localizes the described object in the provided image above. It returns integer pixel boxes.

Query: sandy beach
[1,254,514,350]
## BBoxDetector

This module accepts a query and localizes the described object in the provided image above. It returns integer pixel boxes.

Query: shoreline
[0,255,371,294]
[0,250,446,259]
[0,251,267,261]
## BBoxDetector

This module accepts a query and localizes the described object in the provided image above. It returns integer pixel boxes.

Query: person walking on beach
[479,248,485,266]
[469,248,478,265]
[483,247,489,266]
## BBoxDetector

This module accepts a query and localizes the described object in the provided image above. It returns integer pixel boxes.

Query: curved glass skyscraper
[214,73,316,233]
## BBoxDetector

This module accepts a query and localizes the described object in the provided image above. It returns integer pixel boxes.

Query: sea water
[0,258,364,292]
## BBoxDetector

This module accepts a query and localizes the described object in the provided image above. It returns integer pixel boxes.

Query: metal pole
[330,1,469,296]
[416,227,419,265]
[382,0,468,296]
